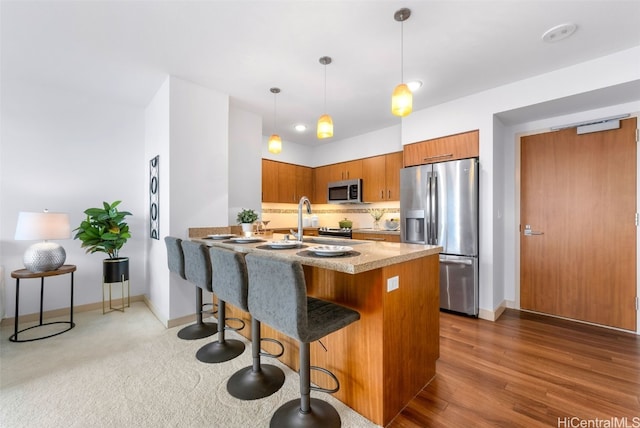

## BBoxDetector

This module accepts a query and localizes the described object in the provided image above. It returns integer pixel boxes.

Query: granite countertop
[193,233,440,275]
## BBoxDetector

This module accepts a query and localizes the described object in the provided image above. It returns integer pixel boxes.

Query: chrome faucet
[291,196,312,242]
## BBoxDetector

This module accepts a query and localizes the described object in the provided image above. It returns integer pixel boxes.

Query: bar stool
[178,240,217,340]
[207,247,286,399]
[245,253,360,428]
[195,246,246,363]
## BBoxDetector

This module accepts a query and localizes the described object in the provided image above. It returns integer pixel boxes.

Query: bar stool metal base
[196,339,245,363]
[270,398,341,428]
[227,364,285,400]
[177,322,217,340]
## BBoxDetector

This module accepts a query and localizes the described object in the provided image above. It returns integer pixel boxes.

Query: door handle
[524,225,544,236]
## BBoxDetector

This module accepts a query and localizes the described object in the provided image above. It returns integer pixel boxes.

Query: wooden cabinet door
[353,232,401,242]
[296,165,313,201]
[277,162,297,203]
[262,159,279,202]
[384,152,403,201]
[404,130,479,167]
[362,155,386,202]
[343,160,362,180]
[313,165,332,203]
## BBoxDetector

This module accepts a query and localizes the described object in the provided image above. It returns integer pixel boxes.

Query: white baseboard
[478,301,507,321]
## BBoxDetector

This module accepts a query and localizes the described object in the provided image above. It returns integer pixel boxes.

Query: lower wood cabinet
[353,232,401,242]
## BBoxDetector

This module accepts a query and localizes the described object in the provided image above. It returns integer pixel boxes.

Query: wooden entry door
[520,117,637,331]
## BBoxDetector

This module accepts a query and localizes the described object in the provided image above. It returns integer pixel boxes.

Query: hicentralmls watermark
[557,417,640,428]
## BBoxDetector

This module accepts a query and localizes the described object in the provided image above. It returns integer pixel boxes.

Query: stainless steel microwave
[327,179,363,204]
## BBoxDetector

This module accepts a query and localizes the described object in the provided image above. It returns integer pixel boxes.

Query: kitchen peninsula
[191,230,441,426]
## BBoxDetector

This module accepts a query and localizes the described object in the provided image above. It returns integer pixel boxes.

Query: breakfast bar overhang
[193,233,441,426]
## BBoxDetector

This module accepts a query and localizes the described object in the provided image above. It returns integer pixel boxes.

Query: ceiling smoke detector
[542,23,577,43]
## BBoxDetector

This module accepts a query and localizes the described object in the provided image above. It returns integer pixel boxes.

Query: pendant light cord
[323,63,327,114]
[273,92,277,132]
[400,19,404,83]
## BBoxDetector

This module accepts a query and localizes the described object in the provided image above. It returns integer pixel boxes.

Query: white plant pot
[241,223,253,235]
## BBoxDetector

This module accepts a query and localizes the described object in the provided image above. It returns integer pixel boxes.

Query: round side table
[10,264,76,343]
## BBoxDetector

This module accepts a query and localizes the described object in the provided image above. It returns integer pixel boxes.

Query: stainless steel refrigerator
[400,158,479,316]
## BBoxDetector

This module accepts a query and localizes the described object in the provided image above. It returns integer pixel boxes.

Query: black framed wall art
[149,155,160,240]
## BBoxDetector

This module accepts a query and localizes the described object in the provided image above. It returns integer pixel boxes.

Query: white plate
[268,240,299,249]
[230,237,264,243]
[207,234,235,239]
[308,245,353,256]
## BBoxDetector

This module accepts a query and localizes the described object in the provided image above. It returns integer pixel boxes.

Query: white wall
[159,76,229,322]
[230,106,262,225]
[145,76,171,321]
[0,81,146,317]
[261,124,403,168]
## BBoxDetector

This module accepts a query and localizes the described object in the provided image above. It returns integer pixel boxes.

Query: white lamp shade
[15,212,71,241]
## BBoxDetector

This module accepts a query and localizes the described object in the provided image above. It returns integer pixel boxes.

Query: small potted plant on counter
[236,208,259,235]
[73,200,132,284]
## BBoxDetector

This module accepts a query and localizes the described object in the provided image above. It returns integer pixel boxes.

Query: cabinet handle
[388,190,391,199]
[367,237,386,241]
[346,171,349,179]
[423,153,453,162]
[380,190,384,198]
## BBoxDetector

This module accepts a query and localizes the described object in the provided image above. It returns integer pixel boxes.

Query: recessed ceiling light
[407,80,423,92]
[542,23,577,43]
[294,124,307,132]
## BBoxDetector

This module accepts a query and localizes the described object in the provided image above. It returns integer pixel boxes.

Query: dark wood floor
[388,309,640,427]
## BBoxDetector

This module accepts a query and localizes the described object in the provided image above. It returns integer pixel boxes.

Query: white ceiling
[2,1,640,146]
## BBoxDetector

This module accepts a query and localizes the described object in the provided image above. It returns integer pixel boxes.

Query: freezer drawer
[439,255,478,316]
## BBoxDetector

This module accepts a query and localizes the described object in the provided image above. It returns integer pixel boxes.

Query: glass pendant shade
[268,134,282,154]
[392,83,413,117]
[317,114,334,139]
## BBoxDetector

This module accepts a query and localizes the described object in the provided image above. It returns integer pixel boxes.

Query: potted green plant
[73,200,132,284]
[236,208,258,234]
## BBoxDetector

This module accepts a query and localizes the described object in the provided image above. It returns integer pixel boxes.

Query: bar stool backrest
[181,241,213,292]
[164,236,186,280]
[245,253,308,341]
[208,246,249,311]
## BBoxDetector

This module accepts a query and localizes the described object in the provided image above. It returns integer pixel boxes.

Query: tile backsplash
[260,201,400,230]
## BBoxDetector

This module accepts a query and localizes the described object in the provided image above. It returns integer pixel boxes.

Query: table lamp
[15,210,71,273]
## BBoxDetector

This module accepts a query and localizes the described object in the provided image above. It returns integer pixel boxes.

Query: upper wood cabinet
[403,130,479,167]
[312,160,362,204]
[262,159,279,202]
[262,159,313,203]
[362,151,403,202]
[329,160,362,182]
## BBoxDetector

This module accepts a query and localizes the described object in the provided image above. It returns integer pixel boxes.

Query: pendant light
[392,8,412,117]
[317,56,333,139]
[268,87,282,154]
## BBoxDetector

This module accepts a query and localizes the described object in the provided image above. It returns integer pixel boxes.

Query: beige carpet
[0,302,380,428]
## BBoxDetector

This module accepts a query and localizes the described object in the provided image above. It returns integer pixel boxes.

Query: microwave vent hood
[327,178,364,204]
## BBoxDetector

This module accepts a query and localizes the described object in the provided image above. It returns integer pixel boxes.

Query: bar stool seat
[245,253,360,428]
[178,240,218,340]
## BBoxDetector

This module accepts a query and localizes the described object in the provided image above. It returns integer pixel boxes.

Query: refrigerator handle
[427,174,433,245]
[433,175,438,244]
[440,258,473,265]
